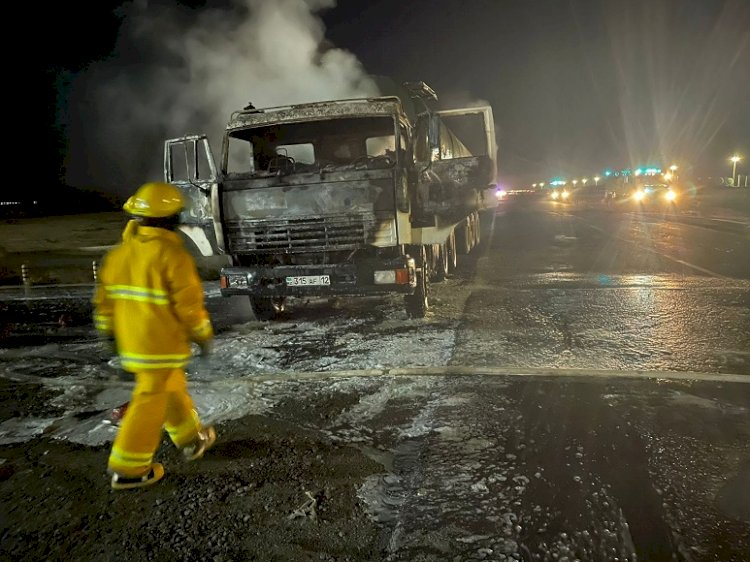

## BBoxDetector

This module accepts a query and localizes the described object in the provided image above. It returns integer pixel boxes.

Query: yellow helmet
[123,182,184,218]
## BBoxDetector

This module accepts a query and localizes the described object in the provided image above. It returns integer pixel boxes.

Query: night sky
[35,0,750,200]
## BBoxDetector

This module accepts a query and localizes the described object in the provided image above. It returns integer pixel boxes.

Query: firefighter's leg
[162,368,201,447]
[108,370,169,478]
[163,368,216,460]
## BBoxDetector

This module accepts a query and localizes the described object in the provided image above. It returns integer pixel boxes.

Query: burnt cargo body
[163,82,498,319]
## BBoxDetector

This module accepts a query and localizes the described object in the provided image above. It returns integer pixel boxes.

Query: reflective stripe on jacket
[93,223,213,372]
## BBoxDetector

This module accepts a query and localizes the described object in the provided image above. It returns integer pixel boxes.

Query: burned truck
[163,82,497,319]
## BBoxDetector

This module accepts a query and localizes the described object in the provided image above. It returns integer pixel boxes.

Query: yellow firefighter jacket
[93,222,213,372]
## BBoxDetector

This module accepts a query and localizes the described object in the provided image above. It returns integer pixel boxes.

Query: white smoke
[63,0,379,197]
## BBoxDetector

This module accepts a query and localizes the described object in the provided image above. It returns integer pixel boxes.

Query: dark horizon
[34,0,750,199]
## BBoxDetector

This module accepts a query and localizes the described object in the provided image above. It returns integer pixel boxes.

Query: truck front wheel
[250,297,285,321]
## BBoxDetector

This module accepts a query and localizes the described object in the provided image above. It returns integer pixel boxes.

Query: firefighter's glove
[197,340,213,358]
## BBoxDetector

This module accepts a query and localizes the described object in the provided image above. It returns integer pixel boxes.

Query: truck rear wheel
[456,220,472,255]
[447,230,457,271]
[404,247,429,318]
[472,213,481,247]
[250,297,285,321]
[434,243,448,281]
[426,244,438,281]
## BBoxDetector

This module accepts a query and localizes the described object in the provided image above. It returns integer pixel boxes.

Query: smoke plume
[63,0,379,198]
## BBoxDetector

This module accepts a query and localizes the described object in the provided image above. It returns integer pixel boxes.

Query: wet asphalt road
[204,198,750,560]
[1,200,749,560]
[448,199,750,375]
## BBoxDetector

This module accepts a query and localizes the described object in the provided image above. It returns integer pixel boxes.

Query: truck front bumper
[219,257,416,298]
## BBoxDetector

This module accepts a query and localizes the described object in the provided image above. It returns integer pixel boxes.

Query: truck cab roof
[227,96,408,130]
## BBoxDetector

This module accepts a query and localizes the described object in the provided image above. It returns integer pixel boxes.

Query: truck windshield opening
[227,116,398,177]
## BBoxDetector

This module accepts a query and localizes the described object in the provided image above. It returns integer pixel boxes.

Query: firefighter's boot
[111,463,165,490]
[182,426,216,461]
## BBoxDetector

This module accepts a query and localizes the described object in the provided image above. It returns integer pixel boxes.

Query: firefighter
[93,182,216,490]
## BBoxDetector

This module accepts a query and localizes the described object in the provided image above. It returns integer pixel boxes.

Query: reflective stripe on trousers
[108,368,202,477]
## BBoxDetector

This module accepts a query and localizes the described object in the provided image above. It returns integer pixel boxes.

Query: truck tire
[456,220,471,255]
[404,246,429,318]
[434,243,448,281]
[447,230,457,271]
[426,244,437,281]
[472,212,481,247]
[250,297,285,321]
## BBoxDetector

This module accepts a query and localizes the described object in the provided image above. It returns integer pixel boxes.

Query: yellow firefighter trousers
[108,368,202,477]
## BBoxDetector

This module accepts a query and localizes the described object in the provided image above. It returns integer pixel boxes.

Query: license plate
[285,275,331,287]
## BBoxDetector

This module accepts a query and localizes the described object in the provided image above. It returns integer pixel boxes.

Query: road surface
[1,199,749,561]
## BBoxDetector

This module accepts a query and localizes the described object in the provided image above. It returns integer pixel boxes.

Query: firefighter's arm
[167,249,214,344]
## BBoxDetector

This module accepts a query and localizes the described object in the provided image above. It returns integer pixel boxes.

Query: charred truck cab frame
[164,82,497,320]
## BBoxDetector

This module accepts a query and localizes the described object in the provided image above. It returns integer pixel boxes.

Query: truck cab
[164,84,497,319]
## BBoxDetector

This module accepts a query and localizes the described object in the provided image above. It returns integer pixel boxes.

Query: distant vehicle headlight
[551,191,560,200]
[496,189,507,199]
[561,190,570,200]
[665,190,677,201]
[633,190,646,202]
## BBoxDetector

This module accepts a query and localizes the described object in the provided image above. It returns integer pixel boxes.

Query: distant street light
[729,155,742,185]
[539,182,545,187]
[582,178,588,186]
[532,183,538,188]
[669,165,678,172]
[594,176,601,186]
[572,180,578,187]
